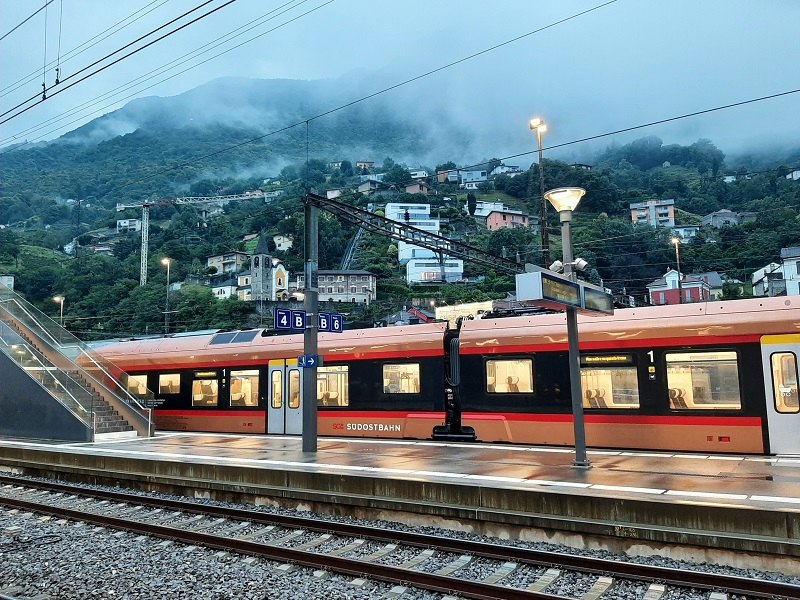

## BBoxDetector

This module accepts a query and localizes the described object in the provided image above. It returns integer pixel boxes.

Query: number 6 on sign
[331,314,343,332]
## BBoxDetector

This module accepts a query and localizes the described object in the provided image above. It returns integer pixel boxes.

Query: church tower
[251,234,273,303]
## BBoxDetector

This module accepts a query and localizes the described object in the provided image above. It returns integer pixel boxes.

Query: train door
[761,335,800,454]
[267,359,303,435]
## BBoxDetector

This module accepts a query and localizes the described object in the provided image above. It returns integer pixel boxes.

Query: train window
[271,371,282,409]
[191,373,218,407]
[126,374,148,397]
[382,364,420,394]
[288,369,300,408]
[158,373,181,395]
[771,353,799,413]
[318,366,349,406]
[665,351,741,410]
[580,355,639,409]
[210,332,237,345]
[230,370,259,407]
[485,359,533,393]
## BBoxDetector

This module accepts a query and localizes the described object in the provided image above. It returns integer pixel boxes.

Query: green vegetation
[2,130,800,339]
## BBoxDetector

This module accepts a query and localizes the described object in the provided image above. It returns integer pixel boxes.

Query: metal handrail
[0,283,152,434]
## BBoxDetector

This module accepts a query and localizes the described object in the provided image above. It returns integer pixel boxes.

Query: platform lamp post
[671,237,683,304]
[529,117,549,268]
[52,295,65,327]
[161,257,171,335]
[544,187,591,468]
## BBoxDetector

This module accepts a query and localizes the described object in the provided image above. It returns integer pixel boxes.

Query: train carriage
[98,297,800,454]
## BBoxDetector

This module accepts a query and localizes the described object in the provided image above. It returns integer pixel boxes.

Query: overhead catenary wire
[0,0,169,99]
[0,0,237,125]
[0,0,55,43]
[0,0,323,147]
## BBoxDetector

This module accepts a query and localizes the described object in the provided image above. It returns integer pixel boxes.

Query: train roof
[459,296,800,353]
[98,322,448,370]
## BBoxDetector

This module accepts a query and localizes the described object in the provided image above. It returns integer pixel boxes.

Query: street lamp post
[544,187,591,468]
[529,118,549,268]
[671,238,682,304]
[52,296,65,327]
[161,257,171,335]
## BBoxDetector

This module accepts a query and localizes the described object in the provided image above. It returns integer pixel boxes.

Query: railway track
[1,475,797,600]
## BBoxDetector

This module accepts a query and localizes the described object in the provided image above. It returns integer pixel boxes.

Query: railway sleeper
[580,575,615,599]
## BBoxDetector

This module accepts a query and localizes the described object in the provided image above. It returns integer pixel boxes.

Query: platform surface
[1,432,799,511]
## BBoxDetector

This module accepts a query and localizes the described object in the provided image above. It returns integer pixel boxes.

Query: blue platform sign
[291,310,306,330]
[298,354,321,368]
[331,313,343,333]
[275,308,292,330]
[318,312,331,332]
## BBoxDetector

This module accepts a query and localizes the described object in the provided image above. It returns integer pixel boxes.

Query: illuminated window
[191,372,218,407]
[288,369,300,408]
[230,370,259,407]
[485,359,533,393]
[127,374,148,397]
[666,351,740,410]
[382,364,420,394]
[771,353,799,414]
[580,355,639,409]
[271,371,282,409]
[318,366,349,406]
[158,373,181,395]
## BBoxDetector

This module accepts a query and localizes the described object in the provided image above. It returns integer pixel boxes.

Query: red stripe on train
[155,409,761,427]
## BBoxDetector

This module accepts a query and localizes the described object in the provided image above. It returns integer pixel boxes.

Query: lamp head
[161,257,170,266]
[573,258,589,272]
[549,260,564,273]
[529,118,546,132]
[544,187,586,213]
[671,237,680,246]
[53,295,64,304]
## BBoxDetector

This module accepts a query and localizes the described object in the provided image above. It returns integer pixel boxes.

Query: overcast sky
[1,0,798,162]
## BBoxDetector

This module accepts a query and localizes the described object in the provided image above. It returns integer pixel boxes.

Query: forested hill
[0,76,465,206]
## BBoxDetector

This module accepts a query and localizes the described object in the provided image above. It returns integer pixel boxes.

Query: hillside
[0,76,467,206]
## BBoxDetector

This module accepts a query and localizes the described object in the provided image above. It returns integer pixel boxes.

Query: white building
[409,169,429,179]
[0,274,14,290]
[780,247,800,296]
[385,202,463,284]
[212,279,238,300]
[116,219,141,233]
[461,170,488,183]
[296,270,376,304]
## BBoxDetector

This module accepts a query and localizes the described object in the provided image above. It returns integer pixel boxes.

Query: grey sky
[1,0,798,162]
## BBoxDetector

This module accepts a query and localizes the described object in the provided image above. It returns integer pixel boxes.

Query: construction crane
[116,191,266,285]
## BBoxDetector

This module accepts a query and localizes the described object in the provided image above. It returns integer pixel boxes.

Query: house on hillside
[671,226,700,243]
[296,270,376,304]
[630,199,675,227]
[405,181,430,195]
[207,251,249,274]
[485,209,531,231]
[356,161,374,170]
[752,262,785,297]
[212,278,238,300]
[693,271,742,299]
[646,269,711,305]
[116,219,141,233]
[490,164,522,177]
[780,247,800,296]
[702,209,741,228]
[409,169,428,179]
[0,275,14,290]
[326,188,344,200]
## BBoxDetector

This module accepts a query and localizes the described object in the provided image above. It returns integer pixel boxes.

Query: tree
[720,280,743,300]
[467,193,477,216]
[339,160,353,176]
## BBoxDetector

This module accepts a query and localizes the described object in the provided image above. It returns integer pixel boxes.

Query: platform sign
[291,310,306,330]
[318,312,331,332]
[516,271,614,315]
[275,308,292,330]
[331,313,344,333]
[581,286,614,315]
[298,354,323,368]
[516,271,581,311]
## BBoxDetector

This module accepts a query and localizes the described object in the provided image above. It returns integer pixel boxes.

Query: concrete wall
[0,352,91,442]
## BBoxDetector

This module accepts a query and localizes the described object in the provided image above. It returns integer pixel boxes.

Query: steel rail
[1,476,798,599]
[0,492,551,600]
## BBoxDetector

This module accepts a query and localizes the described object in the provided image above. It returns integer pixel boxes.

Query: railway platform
[0,433,798,573]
